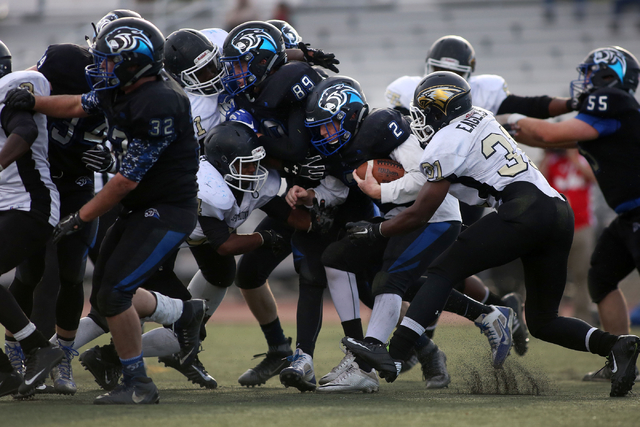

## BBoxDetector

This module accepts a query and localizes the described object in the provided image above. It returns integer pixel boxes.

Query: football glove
[282,154,327,181]
[308,199,336,234]
[2,87,35,111]
[258,229,287,256]
[82,144,117,173]
[346,221,385,246]
[298,42,340,73]
[53,211,86,244]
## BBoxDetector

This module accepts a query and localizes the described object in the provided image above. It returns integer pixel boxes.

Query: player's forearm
[34,94,87,118]
[0,133,30,169]
[217,233,262,256]
[78,173,136,222]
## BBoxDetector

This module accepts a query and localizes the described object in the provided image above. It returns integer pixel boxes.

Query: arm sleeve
[496,94,554,119]
[1,108,38,145]
[260,195,292,222]
[199,215,232,250]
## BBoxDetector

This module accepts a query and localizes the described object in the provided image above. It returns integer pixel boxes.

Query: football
[355,159,405,184]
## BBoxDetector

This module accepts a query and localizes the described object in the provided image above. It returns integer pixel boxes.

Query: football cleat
[474,305,514,369]
[279,348,316,392]
[94,376,159,405]
[238,338,292,387]
[341,337,403,383]
[79,344,122,391]
[608,335,640,397]
[317,361,379,393]
[319,346,355,385]
[18,344,64,396]
[501,293,529,356]
[5,341,25,377]
[416,340,451,389]
[0,370,22,398]
[173,299,206,368]
[400,350,419,374]
[583,365,640,382]
[158,351,217,389]
[51,343,79,395]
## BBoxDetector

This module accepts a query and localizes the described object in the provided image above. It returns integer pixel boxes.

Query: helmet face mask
[410,71,473,147]
[570,46,640,106]
[0,40,11,79]
[165,29,225,96]
[86,18,164,91]
[304,77,368,157]
[204,121,269,194]
[424,35,476,80]
[220,21,286,95]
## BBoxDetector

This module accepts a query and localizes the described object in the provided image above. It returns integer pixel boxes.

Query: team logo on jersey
[415,84,467,115]
[231,28,280,54]
[592,48,627,83]
[104,26,154,60]
[75,176,93,187]
[317,83,364,115]
[144,208,160,219]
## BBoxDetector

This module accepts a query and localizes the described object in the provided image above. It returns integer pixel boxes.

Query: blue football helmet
[304,76,368,157]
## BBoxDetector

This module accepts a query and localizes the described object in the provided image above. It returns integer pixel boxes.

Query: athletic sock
[341,318,364,340]
[260,317,287,348]
[120,353,146,382]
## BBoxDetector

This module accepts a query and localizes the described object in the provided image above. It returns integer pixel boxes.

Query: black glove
[346,221,385,246]
[53,211,86,244]
[298,42,340,73]
[501,123,518,138]
[283,154,327,181]
[308,199,336,234]
[2,87,35,111]
[258,229,286,255]
[82,144,117,173]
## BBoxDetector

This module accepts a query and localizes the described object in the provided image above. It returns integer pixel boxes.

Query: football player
[343,71,640,399]
[286,76,516,392]
[0,40,65,399]
[503,46,640,385]
[4,18,204,404]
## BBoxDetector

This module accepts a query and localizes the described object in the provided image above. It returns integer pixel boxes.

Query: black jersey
[234,61,323,164]
[327,108,411,187]
[575,87,640,211]
[37,44,107,181]
[88,77,198,210]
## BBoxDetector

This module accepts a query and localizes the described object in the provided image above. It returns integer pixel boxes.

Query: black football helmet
[85,17,164,91]
[410,71,472,146]
[164,29,224,96]
[204,121,269,193]
[0,40,11,79]
[570,46,640,105]
[266,19,302,49]
[425,35,476,80]
[220,21,286,95]
[92,9,142,42]
[304,76,369,157]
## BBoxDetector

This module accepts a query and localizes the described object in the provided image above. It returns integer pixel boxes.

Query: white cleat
[317,361,379,393]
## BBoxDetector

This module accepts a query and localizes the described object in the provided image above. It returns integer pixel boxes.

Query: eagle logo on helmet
[319,83,364,114]
[593,48,627,82]
[105,27,154,59]
[416,85,466,115]
[231,29,278,55]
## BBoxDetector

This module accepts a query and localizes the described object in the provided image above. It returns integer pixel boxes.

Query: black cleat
[0,370,22,398]
[94,376,159,405]
[79,345,122,391]
[416,341,450,389]
[608,335,640,397]
[341,337,402,383]
[18,345,64,396]
[238,338,292,387]
[173,300,206,368]
[158,352,217,389]
[501,293,529,356]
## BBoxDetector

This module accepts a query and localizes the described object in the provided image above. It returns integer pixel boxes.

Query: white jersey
[188,92,223,141]
[419,107,561,209]
[385,74,509,115]
[200,28,227,50]
[0,71,60,226]
[187,158,281,244]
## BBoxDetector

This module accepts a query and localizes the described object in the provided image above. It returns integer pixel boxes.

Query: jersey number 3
[482,133,528,177]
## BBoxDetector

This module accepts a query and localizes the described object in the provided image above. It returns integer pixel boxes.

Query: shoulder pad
[0,70,50,100]
[578,87,639,118]
[257,62,324,107]
[197,160,235,214]
[384,75,421,110]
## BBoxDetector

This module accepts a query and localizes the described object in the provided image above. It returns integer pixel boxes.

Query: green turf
[1,322,638,427]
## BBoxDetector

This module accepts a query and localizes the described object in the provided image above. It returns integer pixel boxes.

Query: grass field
[1,319,638,427]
